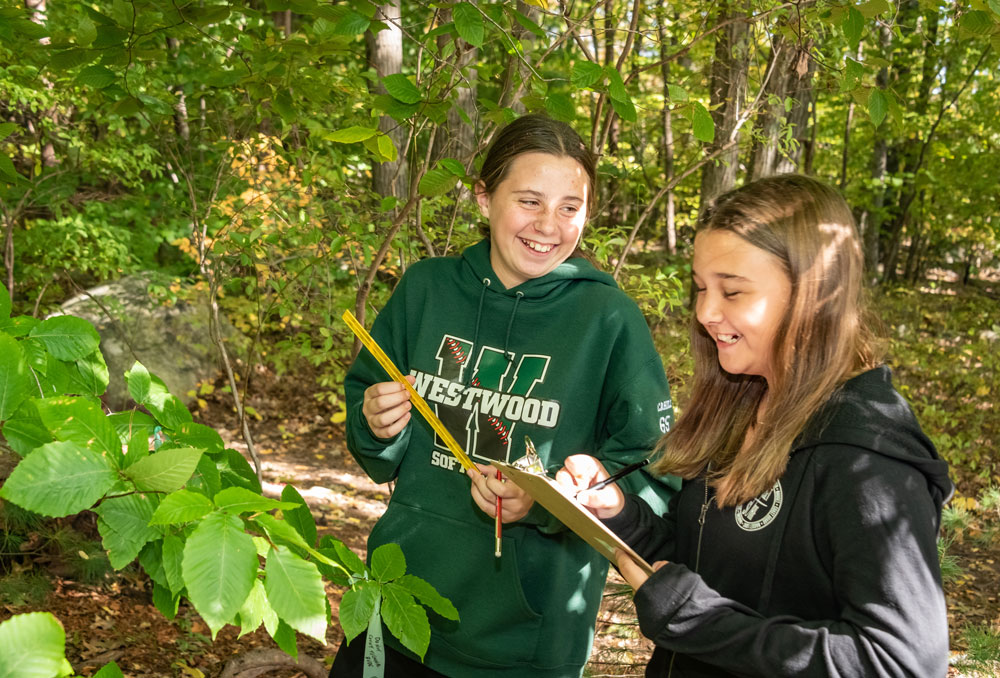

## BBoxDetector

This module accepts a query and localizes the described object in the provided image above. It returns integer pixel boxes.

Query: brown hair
[651,174,885,507]
[476,113,597,218]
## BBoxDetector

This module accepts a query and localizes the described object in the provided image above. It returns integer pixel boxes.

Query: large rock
[59,273,244,411]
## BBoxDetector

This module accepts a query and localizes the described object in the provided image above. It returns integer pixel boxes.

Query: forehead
[502,153,590,191]
[693,230,785,280]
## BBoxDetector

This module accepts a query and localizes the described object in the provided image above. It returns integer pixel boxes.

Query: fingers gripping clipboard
[491,461,655,577]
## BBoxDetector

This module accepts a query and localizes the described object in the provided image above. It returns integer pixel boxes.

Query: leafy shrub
[0,283,456,673]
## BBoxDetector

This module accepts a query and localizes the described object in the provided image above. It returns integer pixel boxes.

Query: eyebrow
[691,271,752,283]
[511,189,584,203]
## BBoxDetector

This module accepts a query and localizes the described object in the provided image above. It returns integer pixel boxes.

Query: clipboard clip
[513,436,545,474]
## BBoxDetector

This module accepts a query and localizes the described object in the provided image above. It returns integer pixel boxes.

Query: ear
[474,181,490,218]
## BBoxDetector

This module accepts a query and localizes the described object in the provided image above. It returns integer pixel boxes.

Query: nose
[533,209,556,235]
[696,291,721,327]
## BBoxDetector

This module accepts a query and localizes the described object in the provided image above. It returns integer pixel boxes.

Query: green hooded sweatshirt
[344,239,678,678]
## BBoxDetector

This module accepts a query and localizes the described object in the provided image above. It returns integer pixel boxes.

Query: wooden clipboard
[491,460,654,577]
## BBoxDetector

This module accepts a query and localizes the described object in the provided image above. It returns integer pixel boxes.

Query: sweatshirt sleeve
[623,447,949,677]
[343,278,414,484]
[595,307,680,516]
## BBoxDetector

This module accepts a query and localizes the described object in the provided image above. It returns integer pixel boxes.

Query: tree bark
[698,0,750,211]
[657,7,678,254]
[367,1,409,200]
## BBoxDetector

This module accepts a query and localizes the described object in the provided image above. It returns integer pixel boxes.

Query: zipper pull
[698,500,709,526]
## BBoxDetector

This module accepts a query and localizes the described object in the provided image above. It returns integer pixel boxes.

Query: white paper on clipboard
[491,460,654,577]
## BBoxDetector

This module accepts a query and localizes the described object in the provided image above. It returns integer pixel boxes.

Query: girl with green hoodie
[330,114,678,678]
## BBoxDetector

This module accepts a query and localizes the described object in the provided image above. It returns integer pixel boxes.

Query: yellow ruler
[342,310,477,473]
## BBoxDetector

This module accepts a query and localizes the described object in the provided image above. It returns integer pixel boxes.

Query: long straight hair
[651,174,885,507]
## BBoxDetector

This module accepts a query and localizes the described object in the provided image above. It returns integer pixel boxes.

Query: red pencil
[495,469,503,558]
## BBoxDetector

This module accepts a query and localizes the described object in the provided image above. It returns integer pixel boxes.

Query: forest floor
[5,361,1000,677]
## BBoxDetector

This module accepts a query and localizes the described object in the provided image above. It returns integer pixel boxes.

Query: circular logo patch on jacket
[735,480,783,531]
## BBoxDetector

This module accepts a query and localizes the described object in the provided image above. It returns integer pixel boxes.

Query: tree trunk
[657,7,677,254]
[774,42,815,174]
[498,1,537,114]
[366,1,409,200]
[698,0,750,211]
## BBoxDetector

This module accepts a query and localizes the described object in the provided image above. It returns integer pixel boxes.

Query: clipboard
[491,460,655,577]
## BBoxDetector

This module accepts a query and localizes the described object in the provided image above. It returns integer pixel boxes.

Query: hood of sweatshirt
[796,365,954,515]
[460,238,616,300]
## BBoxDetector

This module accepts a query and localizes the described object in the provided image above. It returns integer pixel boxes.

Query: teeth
[718,334,740,344]
[522,239,553,253]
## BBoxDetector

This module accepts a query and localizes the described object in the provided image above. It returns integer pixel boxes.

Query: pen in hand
[578,459,651,495]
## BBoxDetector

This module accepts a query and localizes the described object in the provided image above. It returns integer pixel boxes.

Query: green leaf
[858,0,891,18]
[319,535,366,574]
[438,158,465,177]
[252,512,312,552]
[152,581,180,619]
[324,126,378,143]
[381,582,430,661]
[960,10,994,37]
[69,349,109,396]
[418,168,459,197]
[394,574,459,621]
[50,48,96,70]
[109,410,158,446]
[571,61,604,88]
[0,124,15,143]
[605,67,628,102]
[172,422,225,453]
[264,546,327,642]
[990,0,1000,16]
[841,57,865,92]
[452,2,484,47]
[544,93,576,122]
[609,96,637,123]
[280,484,317,548]
[692,102,715,143]
[381,73,422,104]
[0,440,116,517]
[94,494,161,569]
[364,134,399,163]
[93,660,125,678]
[218,448,261,493]
[215,486,294,514]
[161,533,186,594]
[125,360,151,403]
[0,334,32,421]
[272,89,295,120]
[370,542,406,582]
[125,447,203,493]
[667,84,688,102]
[124,363,192,429]
[238,579,271,638]
[35,395,121,459]
[842,7,864,49]
[190,453,223,497]
[334,9,370,35]
[182,511,259,637]
[0,612,72,678]
[0,153,19,182]
[76,64,116,89]
[149,489,214,525]
[868,88,888,127]
[271,619,298,659]
[2,400,53,455]
[339,580,379,644]
[508,6,546,38]
[28,315,100,361]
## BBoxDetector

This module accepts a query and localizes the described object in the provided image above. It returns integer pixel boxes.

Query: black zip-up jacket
[604,366,953,677]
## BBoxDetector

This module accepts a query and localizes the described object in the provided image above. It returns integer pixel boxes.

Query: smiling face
[476,152,590,289]
[692,229,792,386]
